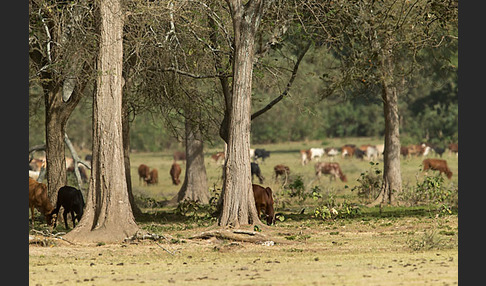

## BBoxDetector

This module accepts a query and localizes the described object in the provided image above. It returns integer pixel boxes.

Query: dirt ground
[29,215,458,286]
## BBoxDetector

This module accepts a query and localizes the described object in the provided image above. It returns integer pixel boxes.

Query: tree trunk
[122,99,142,217]
[44,92,68,204]
[369,47,402,207]
[64,0,138,243]
[218,0,264,227]
[44,87,83,204]
[176,118,209,203]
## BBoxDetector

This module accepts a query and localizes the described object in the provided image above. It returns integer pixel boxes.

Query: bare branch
[251,41,311,120]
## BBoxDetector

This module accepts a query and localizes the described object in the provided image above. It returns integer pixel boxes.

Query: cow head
[46,210,58,226]
[446,170,453,179]
[264,187,275,225]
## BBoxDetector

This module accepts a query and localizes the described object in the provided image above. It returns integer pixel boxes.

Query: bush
[399,173,458,216]
[351,162,383,203]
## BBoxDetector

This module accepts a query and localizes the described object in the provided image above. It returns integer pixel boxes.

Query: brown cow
[29,177,56,226]
[400,146,409,159]
[341,145,356,158]
[300,149,312,166]
[173,151,186,162]
[170,162,182,185]
[211,152,225,165]
[145,168,159,185]
[315,162,347,182]
[252,184,275,225]
[448,143,458,156]
[29,158,45,172]
[138,164,150,185]
[422,158,453,179]
[274,164,290,184]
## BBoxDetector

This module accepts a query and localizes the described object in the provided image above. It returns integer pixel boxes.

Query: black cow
[251,162,264,184]
[52,186,85,229]
[354,148,365,160]
[254,148,270,162]
[431,145,446,158]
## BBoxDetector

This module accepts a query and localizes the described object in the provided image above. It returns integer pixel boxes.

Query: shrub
[399,173,458,216]
[351,162,383,203]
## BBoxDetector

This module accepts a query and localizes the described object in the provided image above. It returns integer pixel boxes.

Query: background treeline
[29,30,457,152]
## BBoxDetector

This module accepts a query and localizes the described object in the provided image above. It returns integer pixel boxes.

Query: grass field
[29,138,459,285]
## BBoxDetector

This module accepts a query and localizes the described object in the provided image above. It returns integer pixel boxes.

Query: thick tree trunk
[64,0,138,243]
[218,0,264,227]
[176,118,209,203]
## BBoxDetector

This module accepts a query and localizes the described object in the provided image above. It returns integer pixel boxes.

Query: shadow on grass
[133,200,457,227]
[276,205,456,222]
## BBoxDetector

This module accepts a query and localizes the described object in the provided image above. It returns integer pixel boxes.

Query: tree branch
[251,41,311,120]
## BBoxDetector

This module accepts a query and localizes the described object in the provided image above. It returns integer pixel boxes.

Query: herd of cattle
[29,142,457,227]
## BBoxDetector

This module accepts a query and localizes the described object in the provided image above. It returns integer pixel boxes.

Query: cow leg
[30,206,35,226]
[71,211,76,228]
[63,210,69,229]
[258,174,264,184]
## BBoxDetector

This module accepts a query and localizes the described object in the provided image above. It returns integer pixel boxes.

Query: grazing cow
[448,143,458,156]
[354,148,365,160]
[52,186,85,229]
[300,149,312,166]
[170,162,182,185]
[138,164,151,185]
[375,144,385,158]
[432,146,446,158]
[67,165,88,183]
[211,152,225,165]
[341,145,356,158]
[324,147,340,160]
[400,146,409,158]
[407,144,425,157]
[254,148,270,162]
[145,168,159,185]
[365,145,379,161]
[315,162,347,182]
[251,162,265,184]
[310,148,325,161]
[29,177,56,226]
[173,151,186,162]
[250,148,255,160]
[252,184,275,225]
[274,164,290,184]
[422,158,453,179]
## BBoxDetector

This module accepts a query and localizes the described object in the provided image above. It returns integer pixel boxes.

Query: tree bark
[369,46,402,206]
[218,0,264,227]
[176,117,209,204]
[64,0,138,243]
[44,87,83,204]
[122,99,142,217]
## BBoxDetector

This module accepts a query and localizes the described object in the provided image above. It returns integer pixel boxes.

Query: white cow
[310,148,325,161]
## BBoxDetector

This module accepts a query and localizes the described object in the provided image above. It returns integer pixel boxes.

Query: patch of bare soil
[29,216,457,285]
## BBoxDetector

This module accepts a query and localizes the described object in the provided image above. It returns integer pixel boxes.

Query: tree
[29,0,96,202]
[176,114,210,203]
[65,0,138,243]
[217,0,268,227]
[305,0,457,205]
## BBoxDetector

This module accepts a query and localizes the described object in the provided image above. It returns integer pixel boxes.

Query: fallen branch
[189,229,272,244]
